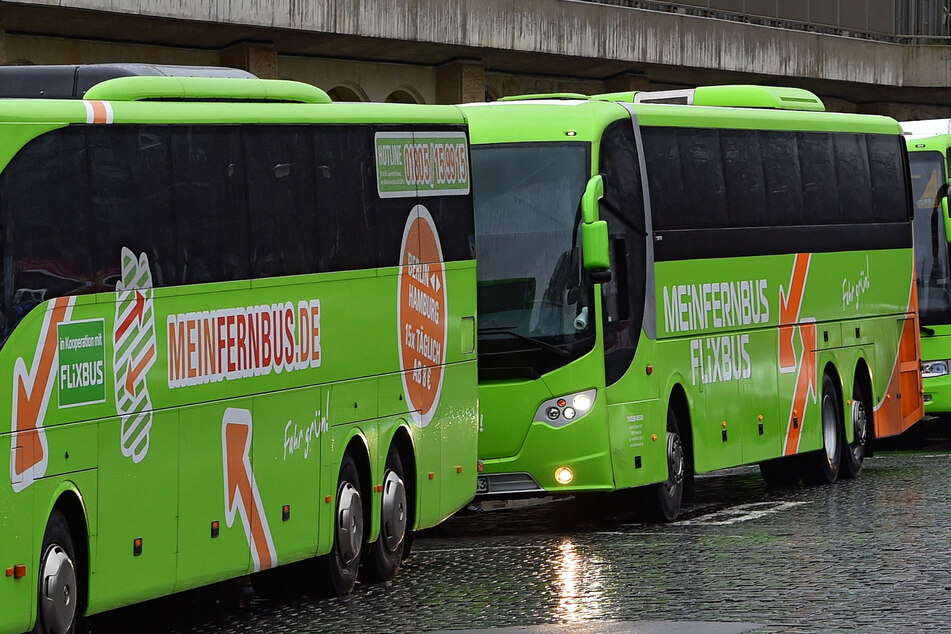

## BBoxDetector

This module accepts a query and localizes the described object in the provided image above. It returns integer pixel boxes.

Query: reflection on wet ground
[88,420,951,633]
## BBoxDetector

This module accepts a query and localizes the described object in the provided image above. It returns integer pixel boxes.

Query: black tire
[362,446,409,582]
[400,529,415,561]
[801,373,843,485]
[646,402,685,522]
[841,376,870,479]
[759,456,801,488]
[317,452,365,596]
[33,509,80,634]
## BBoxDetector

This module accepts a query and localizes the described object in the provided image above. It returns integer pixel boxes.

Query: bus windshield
[472,143,595,377]
[910,151,951,326]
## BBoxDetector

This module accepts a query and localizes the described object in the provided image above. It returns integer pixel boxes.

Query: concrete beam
[3,0,950,93]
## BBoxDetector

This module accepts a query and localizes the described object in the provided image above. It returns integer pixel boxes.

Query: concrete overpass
[0,0,949,117]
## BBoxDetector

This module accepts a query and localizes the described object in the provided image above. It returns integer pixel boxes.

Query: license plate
[476,476,488,493]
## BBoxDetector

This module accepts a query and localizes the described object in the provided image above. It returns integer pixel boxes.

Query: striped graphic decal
[113,247,157,463]
[780,253,818,456]
[82,100,114,124]
[10,297,75,492]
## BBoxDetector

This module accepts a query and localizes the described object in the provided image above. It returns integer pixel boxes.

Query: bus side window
[0,128,95,337]
[244,126,320,278]
[171,127,251,284]
[599,121,647,386]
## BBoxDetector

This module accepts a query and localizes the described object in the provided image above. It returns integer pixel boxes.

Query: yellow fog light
[554,466,574,485]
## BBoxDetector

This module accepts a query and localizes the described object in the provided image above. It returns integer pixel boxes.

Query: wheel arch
[823,360,844,412]
[666,381,694,480]
[45,483,90,620]
[851,355,874,434]
[386,423,417,531]
[341,431,373,543]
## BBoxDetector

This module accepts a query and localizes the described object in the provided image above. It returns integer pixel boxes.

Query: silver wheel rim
[664,431,684,494]
[336,481,363,565]
[40,543,76,634]
[851,400,867,460]
[822,392,839,466]
[380,469,407,553]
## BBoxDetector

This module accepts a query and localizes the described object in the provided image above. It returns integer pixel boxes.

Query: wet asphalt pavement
[87,420,951,633]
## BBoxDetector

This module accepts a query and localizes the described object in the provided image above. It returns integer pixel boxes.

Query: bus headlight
[572,393,592,413]
[922,360,951,378]
[533,389,597,427]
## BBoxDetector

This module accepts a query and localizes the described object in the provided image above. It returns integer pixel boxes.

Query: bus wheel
[648,404,684,522]
[320,452,365,596]
[363,446,408,582]
[802,374,842,485]
[758,457,800,488]
[841,379,869,478]
[34,509,79,634]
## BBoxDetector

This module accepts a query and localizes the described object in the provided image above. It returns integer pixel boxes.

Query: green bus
[903,120,951,417]
[464,85,923,520]
[0,65,478,634]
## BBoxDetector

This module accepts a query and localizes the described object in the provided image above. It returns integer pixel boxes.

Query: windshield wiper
[921,325,936,337]
[478,326,570,357]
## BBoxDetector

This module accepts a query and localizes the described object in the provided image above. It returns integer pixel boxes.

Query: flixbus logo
[167,300,321,388]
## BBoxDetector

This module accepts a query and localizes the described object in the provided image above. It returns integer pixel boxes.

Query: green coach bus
[902,119,951,417]
[0,65,478,634]
[464,85,922,521]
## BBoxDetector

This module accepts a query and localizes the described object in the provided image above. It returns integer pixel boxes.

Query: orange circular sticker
[398,205,448,427]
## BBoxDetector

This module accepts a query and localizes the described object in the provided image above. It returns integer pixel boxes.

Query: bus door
[738,329,781,464]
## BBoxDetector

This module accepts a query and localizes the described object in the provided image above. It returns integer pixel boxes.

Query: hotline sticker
[398,205,448,427]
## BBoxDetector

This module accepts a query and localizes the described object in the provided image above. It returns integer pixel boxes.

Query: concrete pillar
[220,42,279,79]
[436,59,485,104]
[603,72,651,93]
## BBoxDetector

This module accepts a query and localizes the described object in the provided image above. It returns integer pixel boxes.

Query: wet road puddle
[678,501,806,526]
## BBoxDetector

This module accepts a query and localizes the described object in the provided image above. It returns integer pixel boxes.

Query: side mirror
[581,174,610,273]
[581,174,604,224]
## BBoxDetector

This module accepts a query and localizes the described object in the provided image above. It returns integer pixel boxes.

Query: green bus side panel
[0,258,477,624]
[0,482,34,633]
[654,249,912,474]
[176,400,253,594]
[93,411,179,612]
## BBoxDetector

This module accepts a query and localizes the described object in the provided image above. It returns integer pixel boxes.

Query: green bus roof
[461,97,901,146]
[906,134,951,153]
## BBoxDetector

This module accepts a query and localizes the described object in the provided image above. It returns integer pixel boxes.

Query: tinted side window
[796,132,839,225]
[832,133,873,223]
[1,129,94,324]
[641,127,686,230]
[88,126,177,286]
[313,126,380,272]
[868,134,911,223]
[599,120,647,385]
[171,126,251,284]
[244,127,319,278]
[677,129,727,228]
[721,130,767,227]
[760,131,804,226]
